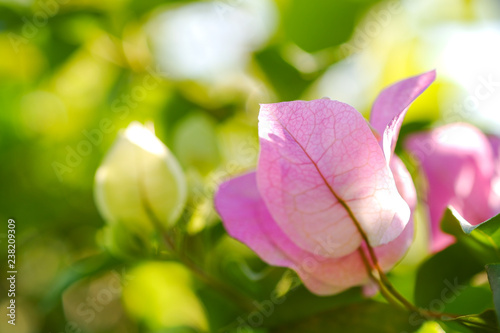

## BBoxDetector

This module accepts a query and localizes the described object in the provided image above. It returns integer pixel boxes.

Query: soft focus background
[2,0,500,332]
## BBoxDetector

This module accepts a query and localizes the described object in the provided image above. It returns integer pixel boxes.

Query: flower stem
[356,239,461,321]
[358,248,402,309]
[346,207,462,321]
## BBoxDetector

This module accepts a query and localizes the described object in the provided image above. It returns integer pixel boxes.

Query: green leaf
[40,253,120,312]
[414,242,484,309]
[98,223,157,261]
[197,285,242,332]
[486,264,500,328]
[282,0,382,53]
[269,301,418,333]
[441,286,494,316]
[263,285,364,327]
[446,310,499,333]
[254,46,313,101]
[161,89,202,136]
[439,321,474,333]
[441,208,500,263]
[129,0,196,17]
[172,112,220,175]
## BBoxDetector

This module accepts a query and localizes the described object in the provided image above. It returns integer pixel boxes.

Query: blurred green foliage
[0,0,499,332]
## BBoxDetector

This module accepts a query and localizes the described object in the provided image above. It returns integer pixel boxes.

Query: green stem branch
[349,211,461,321]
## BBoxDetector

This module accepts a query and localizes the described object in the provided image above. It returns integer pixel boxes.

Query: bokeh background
[2,0,500,332]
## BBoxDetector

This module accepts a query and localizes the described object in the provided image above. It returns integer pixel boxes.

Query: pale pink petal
[406,123,495,251]
[488,135,500,161]
[390,156,417,213]
[376,156,415,269]
[487,135,500,214]
[257,100,410,258]
[362,281,379,297]
[215,172,365,294]
[370,70,436,162]
[214,172,293,267]
[215,172,413,295]
[376,221,414,271]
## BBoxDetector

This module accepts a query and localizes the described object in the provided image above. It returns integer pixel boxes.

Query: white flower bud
[94,122,187,234]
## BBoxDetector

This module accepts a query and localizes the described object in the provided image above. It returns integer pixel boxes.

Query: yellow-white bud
[94,122,187,235]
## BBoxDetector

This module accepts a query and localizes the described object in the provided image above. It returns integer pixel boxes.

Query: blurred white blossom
[147,0,277,81]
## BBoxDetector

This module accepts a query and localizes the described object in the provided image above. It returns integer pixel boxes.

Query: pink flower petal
[376,156,415,270]
[215,172,364,294]
[390,156,417,213]
[406,123,495,251]
[370,70,436,162]
[488,135,500,214]
[488,135,500,161]
[257,100,410,258]
[215,172,414,295]
[214,171,293,268]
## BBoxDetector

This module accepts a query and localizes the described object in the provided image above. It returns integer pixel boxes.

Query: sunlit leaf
[447,310,499,333]
[122,261,208,331]
[441,208,500,263]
